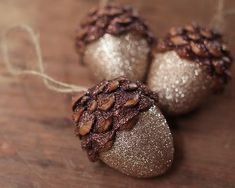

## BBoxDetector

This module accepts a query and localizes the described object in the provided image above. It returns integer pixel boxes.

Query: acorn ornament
[72,77,174,178]
[75,4,154,82]
[147,23,233,115]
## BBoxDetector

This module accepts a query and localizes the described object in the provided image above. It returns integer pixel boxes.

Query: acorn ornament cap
[75,4,155,82]
[148,23,233,115]
[72,77,174,178]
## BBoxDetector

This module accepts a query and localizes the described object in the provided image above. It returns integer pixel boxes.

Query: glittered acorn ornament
[75,4,155,82]
[147,23,233,115]
[72,77,174,178]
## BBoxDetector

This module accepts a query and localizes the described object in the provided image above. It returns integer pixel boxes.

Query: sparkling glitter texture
[100,105,174,178]
[84,33,150,82]
[148,51,213,115]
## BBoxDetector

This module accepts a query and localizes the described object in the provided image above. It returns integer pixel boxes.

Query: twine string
[1,24,87,93]
[210,0,235,32]
[210,0,225,31]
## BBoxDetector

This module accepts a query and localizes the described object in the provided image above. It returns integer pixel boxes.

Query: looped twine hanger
[1,24,87,93]
[210,0,235,32]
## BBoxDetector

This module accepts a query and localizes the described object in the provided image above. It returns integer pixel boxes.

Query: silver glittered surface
[84,33,150,82]
[148,51,213,115]
[100,105,174,178]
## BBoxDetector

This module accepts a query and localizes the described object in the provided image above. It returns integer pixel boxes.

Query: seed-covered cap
[75,4,155,55]
[72,77,158,162]
[156,23,233,92]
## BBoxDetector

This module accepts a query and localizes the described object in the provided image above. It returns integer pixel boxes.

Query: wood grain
[0,0,235,188]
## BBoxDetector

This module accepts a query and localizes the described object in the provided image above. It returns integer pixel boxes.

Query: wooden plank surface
[0,0,235,187]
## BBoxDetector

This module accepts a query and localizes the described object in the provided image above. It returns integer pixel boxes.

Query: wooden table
[0,0,234,187]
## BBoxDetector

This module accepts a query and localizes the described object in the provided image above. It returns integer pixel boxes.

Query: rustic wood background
[0,0,234,188]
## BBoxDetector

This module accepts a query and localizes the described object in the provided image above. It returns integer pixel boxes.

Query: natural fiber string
[1,24,87,93]
[210,0,225,31]
[210,0,235,32]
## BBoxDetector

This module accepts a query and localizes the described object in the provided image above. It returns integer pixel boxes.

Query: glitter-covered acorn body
[72,77,174,178]
[148,24,232,115]
[75,5,155,82]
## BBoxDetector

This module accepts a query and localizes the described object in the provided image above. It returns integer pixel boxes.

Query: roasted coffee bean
[106,80,119,92]
[170,36,188,46]
[96,116,113,133]
[98,95,115,111]
[88,100,97,112]
[124,94,140,107]
[79,117,95,136]
[72,108,85,123]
